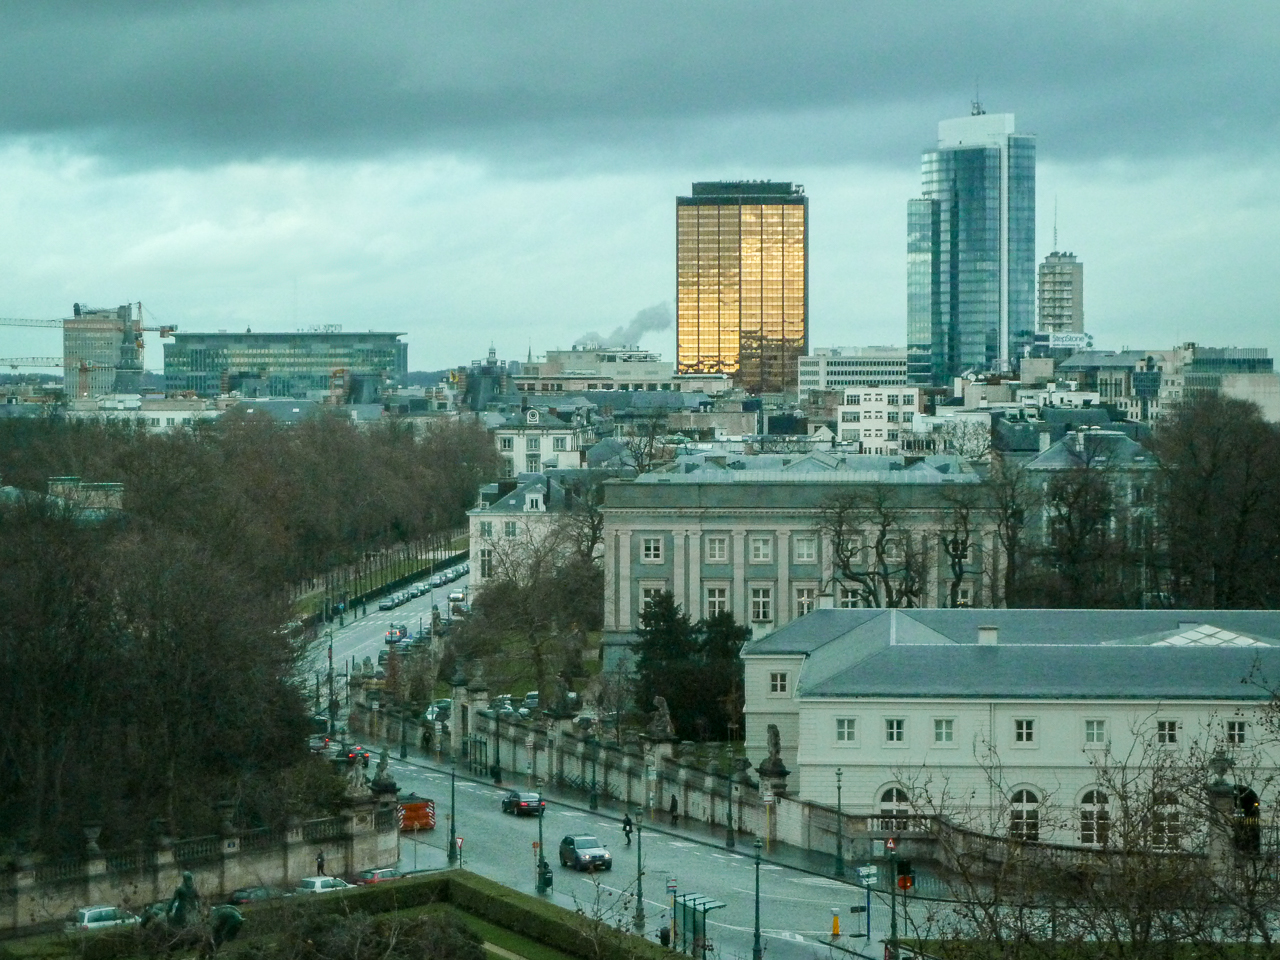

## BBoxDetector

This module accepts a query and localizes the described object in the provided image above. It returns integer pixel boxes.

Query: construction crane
[0,310,177,338]
[0,357,110,397]
[0,357,63,368]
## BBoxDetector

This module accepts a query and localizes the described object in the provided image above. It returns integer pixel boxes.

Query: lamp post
[447,763,458,866]
[325,631,336,730]
[492,713,503,785]
[752,837,763,960]
[399,708,409,760]
[535,778,551,894]
[633,809,646,932]
[834,768,845,878]
[888,842,899,960]
[589,737,600,811]
[725,769,735,849]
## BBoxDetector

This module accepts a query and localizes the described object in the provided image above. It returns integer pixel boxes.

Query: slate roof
[743,608,1280,702]
[1025,429,1156,471]
[638,451,979,484]
[468,474,567,515]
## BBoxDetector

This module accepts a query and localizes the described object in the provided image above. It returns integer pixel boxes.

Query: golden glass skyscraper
[676,181,808,394]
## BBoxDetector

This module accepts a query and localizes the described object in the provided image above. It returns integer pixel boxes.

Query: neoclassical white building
[743,608,1280,849]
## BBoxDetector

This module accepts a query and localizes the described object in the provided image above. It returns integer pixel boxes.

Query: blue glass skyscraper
[907,108,1035,386]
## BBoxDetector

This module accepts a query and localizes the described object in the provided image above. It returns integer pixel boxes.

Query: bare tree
[983,452,1039,608]
[818,485,925,607]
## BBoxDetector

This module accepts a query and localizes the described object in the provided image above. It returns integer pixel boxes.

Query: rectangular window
[793,536,817,563]
[504,520,518,538]
[1157,720,1179,744]
[886,411,899,423]
[479,521,493,539]
[769,672,787,694]
[501,459,514,478]
[705,536,728,563]
[641,587,663,610]
[705,587,727,617]
[526,437,540,452]
[501,436,515,451]
[479,548,493,579]
[749,536,773,563]
[795,587,815,617]
[525,455,540,472]
[934,719,954,743]
[553,436,567,451]
[836,718,856,743]
[885,719,905,743]
[642,537,663,562]
[838,586,859,608]
[1015,719,1035,743]
[750,587,772,622]
[1085,719,1106,745]
[1227,720,1247,745]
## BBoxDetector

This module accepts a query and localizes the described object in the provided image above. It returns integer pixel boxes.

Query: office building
[797,347,908,398]
[164,330,407,399]
[63,304,131,398]
[515,345,731,396]
[1038,252,1084,334]
[908,109,1036,386]
[676,181,808,394]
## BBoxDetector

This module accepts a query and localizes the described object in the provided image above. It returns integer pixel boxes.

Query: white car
[295,876,353,894]
[448,589,466,603]
[66,905,140,932]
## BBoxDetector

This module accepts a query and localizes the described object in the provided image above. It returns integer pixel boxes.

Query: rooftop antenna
[1053,195,1059,251]
[971,78,984,116]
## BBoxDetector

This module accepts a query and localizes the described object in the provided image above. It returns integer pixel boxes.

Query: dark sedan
[501,790,545,816]
[227,886,289,905]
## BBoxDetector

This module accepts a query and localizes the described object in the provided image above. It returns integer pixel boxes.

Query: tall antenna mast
[971,78,984,115]
[1053,195,1058,251]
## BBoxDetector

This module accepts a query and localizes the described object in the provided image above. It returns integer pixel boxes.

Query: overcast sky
[1,1,1277,371]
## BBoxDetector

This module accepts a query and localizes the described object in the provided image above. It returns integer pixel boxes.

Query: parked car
[354,868,402,885]
[558,835,612,871]
[501,790,545,816]
[66,906,140,932]
[227,886,290,905]
[296,876,353,894]
[378,597,396,610]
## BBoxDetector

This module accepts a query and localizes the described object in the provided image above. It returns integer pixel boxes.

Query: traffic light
[896,860,914,891]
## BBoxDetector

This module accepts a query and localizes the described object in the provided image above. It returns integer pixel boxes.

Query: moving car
[66,906,140,932]
[295,876,353,894]
[354,868,402,884]
[501,790,545,816]
[448,589,466,603]
[558,835,612,871]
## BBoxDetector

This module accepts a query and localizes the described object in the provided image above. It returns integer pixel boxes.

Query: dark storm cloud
[1,1,1275,168]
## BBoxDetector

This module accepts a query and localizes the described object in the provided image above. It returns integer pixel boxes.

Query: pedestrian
[315,850,326,875]
[622,814,633,846]
[669,794,679,827]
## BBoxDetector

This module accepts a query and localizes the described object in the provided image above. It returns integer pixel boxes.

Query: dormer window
[525,493,544,512]
[526,409,540,423]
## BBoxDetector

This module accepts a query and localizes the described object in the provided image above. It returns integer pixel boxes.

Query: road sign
[533,842,540,850]
[667,879,677,893]
[763,795,774,806]
[856,865,878,881]
[884,837,896,852]
[849,905,867,913]
[456,837,464,850]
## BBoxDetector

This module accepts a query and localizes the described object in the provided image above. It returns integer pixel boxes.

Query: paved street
[378,753,932,960]
[306,569,470,685]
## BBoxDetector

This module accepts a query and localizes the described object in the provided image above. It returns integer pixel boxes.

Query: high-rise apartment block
[1038,251,1084,334]
[908,110,1036,386]
[676,181,808,394]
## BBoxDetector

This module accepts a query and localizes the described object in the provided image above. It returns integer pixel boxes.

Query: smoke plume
[574,302,672,349]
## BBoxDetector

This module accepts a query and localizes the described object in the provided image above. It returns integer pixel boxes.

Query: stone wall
[0,798,399,933]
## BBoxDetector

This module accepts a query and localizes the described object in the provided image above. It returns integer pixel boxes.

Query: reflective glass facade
[676,182,807,394]
[907,114,1034,385]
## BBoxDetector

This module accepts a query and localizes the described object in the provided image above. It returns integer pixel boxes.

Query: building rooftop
[638,451,980,485]
[744,609,1280,702]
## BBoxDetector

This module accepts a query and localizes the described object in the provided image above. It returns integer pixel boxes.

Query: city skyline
[0,3,1277,371]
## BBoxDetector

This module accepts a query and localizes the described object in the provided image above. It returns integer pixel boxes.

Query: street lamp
[492,713,503,785]
[588,737,600,811]
[725,770,735,849]
[535,779,551,894]
[752,837,763,960]
[633,808,646,932]
[399,708,409,761]
[888,841,899,960]
[834,768,845,878]
[447,763,458,866]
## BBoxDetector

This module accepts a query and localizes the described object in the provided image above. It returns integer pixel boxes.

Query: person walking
[669,794,679,827]
[315,850,326,875]
[622,814,633,846]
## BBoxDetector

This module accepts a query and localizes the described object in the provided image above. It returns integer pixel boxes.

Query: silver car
[66,905,140,932]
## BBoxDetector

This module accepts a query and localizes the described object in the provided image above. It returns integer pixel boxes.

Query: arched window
[879,787,910,831]
[1233,787,1261,855]
[1080,790,1109,847]
[1151,790,1181,850]
[1010,789,1040,841]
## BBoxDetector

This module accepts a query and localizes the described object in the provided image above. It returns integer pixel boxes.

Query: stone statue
[550,673,573,716]
[756,723,790,779]
[647,696,676,741]
[345,754,369,796]
[169,871,200,928]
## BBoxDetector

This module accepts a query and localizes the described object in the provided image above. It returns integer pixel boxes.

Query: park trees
[632,592,748,741]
